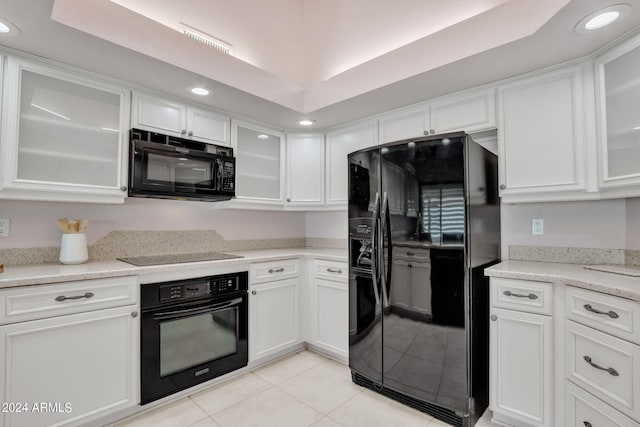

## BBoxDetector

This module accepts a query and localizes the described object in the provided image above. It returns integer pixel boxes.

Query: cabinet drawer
[491,277,552,315]
[566,381,640,427]
[0,276,138,325]
[250,259,300,284]
[314,260,347,282]
[393,247,430,262]
[566,285,640,345]
[566,320,640,420]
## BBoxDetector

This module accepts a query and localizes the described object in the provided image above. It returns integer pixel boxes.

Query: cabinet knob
[131,311,138,318]
[286,198,291,202]
[429,129,435,135]
[423,130,429,136]
[583,422,592,427]
[490,314,497,321]
[251,290,257,295]
[120,186,127,192]
[188,131,193,137]
[499,184,506,190]
[181,129,187,135]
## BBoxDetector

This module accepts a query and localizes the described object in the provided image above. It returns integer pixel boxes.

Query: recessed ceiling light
[575,4,631,33]
[190,87,210,96]
[257,134,269,139]
[298,119,315,126]
[0,18,20,36]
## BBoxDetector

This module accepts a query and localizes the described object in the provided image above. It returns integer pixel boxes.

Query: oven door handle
[152,297,243,321]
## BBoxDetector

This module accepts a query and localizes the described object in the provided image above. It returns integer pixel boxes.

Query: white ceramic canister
[59,233,88,265]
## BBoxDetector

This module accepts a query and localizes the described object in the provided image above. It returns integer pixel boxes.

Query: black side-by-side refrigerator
[348,132,500,427]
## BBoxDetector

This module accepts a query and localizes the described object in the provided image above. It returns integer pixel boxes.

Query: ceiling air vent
[181,24,232,55]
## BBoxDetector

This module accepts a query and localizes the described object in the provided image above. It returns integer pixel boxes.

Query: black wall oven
[129,128,236,201]
[140,272,248,404]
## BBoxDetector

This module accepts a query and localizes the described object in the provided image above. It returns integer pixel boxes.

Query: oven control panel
[158,276,241,302]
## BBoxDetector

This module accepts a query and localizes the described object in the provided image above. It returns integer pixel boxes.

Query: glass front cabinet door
[0,57,130,203]
[595,33,640,195]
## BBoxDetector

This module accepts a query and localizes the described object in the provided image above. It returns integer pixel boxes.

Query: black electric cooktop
[117,252,243,266]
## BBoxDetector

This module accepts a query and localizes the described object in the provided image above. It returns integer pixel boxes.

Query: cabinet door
[490,307,552,427]
[409,262,432,316]
[0,58,129,203]
[595,34,640,192]
[326,121,378,207]
[379,107,429,144]
[0,305,138,427]
[497,65,588,202]
[314,278,348,359]
[430,89,496,134]
[249,279,299,362]
[390,260,411,310]
[132,91,187,136]
[186,106,230,146]
[231,120,285,205]
[286,133,325,208]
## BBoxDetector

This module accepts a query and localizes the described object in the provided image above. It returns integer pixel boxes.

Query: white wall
[306,211,348,239]
[500,199,627,258]
[627,197,640,250]
[0,198,307,248]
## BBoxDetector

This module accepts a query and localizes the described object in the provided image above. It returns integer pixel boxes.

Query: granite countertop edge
[0,248,347,289]
[485,260,640,302]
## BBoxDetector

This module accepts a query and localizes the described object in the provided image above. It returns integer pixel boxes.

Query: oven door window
[159,305,238,377]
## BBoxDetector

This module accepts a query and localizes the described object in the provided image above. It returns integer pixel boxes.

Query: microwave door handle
[153,297,243,321]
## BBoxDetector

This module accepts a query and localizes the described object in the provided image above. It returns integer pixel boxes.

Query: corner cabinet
[378,88,496,144]
[230,120,285,208]
[594,32,640,196]
[285,133,325,209]
[496,64,594,203]
[0,57,131,203]
[325,121,378,209]
[131,91,230,146]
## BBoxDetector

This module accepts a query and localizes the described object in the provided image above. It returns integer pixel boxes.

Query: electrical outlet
[0,218,9,237]
[532,218,544,235]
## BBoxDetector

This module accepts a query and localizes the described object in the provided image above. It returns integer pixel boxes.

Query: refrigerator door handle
[371,192,381,308]
[380,192,391,307]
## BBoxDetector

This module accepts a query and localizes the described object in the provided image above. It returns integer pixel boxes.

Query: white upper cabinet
[326,121,378,208]
[0,57,130,203]
[497,64,592,203]
[378,88,496,144]
[132,91,229,145]
[231,119,285,206]
[285,133,325,209]
[595,33,640,195]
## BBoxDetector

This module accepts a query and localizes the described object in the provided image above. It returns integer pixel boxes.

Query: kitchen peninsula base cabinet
[248,259,301,364]
[0,276,139,427]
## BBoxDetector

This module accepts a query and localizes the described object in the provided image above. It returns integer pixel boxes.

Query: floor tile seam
[189,383,277,418]
[273,381,335,418]
[322,385,369,424]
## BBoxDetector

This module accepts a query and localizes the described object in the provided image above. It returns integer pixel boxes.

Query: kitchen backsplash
[0,230,347,266]
[509,245,640,266]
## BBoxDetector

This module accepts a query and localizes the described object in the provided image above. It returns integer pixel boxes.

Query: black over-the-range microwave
[128,128,236,201]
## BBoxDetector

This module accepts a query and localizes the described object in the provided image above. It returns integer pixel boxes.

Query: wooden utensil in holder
[57,218,88,264]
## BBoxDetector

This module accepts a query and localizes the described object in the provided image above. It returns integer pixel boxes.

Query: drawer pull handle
[583,304,619,319]
[503,290,538,300]
[326,268,343,274]
[583,422,592,427]
[55,292,94,302]
[268,267,285,274]
[583,355,619,376]
[406,251,415,256]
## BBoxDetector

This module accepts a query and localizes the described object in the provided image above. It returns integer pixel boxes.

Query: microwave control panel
[222,161,235,192]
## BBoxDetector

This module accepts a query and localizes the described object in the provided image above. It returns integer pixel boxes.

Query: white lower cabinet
[0,305,138,427]
[566,381,640,427]
[249,278,299,363]
[307,259,348,361]
[490,307,552,427]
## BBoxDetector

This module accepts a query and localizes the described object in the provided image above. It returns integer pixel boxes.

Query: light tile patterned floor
[112,350,498,427]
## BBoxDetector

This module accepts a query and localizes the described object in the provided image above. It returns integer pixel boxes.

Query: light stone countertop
[485,260,640,301]
[0,248,347,289]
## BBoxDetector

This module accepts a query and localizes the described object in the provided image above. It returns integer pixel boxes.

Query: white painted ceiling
[1,0,640,129]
